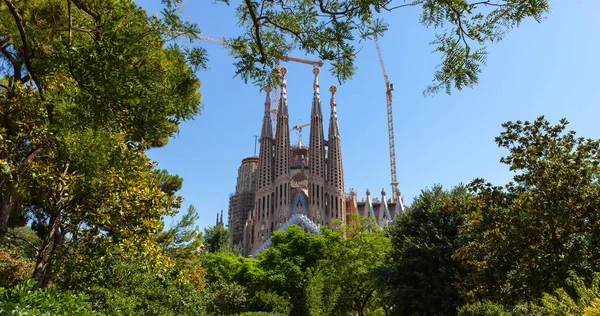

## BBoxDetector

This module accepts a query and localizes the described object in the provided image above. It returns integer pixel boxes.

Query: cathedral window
[271,193,275,215]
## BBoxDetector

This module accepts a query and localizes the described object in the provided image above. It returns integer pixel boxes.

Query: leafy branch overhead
[215,0,549,94]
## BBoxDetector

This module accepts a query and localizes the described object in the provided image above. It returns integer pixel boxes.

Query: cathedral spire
[261,87,273,138]
[274,67,290,179]
[329,85,340,137]
[326,85,345,221]
[308,67,326,219]
[274,67,291,221]
[256,87,275,191]
[311,66,322,117]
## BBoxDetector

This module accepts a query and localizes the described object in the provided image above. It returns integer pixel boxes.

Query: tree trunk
[0,192,12,235]
[33,209,61,290]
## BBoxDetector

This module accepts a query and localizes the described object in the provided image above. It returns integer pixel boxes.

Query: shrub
[458,300,510,316]
[0,249,34,288]
[0,279,100,315]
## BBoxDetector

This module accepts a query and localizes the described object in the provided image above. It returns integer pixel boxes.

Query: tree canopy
[213,0,549,94]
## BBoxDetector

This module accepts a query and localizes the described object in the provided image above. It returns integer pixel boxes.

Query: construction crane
[374,34,400,202]
[291,119,310,147]
[196,35,323,134]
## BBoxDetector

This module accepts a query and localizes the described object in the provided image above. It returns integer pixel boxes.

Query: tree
[157,205,203,259]
[454,117,600,305]
[258,225,329,315]
[204,224,233,253]
[207,282,249,315]
[215,0,548,94]
[322,217,391,316]
[380,185,467,315]
[0,0,202,288]
[511,272,600,315]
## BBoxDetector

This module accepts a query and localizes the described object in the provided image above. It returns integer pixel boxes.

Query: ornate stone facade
[228,157,258,248]
[241,67,346,256]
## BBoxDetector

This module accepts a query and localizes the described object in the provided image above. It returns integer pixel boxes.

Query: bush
[207,282,249,315]
[0,249,34,288]
[73,259,207,315]
[249,291,291,315]
[512,272,600,315]
[458,300,510,316]
[0,279,100,315]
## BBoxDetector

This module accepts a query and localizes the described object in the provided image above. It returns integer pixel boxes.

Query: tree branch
[383,3,416,11]
[244,0,268,63]
[7,231,40,253]
[469,1,507,8]
[0,42,18,67]
[67,0,73,46]
[70,0,101,23]
[3,0,53,122]
[3,0,44,96]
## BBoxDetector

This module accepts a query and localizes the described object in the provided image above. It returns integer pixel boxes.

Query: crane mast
[374,34,399,201]
[291,119,310,147]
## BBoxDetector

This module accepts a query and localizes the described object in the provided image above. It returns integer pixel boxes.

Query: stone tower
[241,69,347,256]
[308,68,326,225]
[326,85,345,222]
[252,86,276,248]
[228,156,258,248]
[273,68,291,229]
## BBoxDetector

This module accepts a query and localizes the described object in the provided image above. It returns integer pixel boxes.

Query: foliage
[512,272,600,316]
[323,217,391,316]
[204,251,265,291]
[380,185,467,315]
[207,282,249,315]
[0,0,202,288]
[454,117,600,305]
[249,291,292,315]
[0,279,100,315]
[216,0,548,94]
[458,300,509,316]
[69,258,207,315]
[204,223,233,253]
[0,249,34,288]
[0,226,41,260]
[259,225,329,315]
[157,205,203,259]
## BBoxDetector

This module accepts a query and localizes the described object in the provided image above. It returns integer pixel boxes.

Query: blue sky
[138,0,600,230]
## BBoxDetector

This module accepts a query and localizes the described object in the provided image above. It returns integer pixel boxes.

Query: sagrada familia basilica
[227,67,405,256]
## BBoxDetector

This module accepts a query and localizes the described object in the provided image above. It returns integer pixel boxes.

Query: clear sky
[137,0,600,230]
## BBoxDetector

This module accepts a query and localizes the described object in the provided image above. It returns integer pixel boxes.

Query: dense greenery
[1,0,598,315]
[379,185,467,315]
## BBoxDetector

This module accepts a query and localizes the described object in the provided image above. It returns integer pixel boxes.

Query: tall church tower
[252,86,275,248]
[273,68,291,229]
[242,69,349,256]
[326,85,345,222]
[308,68,326,225]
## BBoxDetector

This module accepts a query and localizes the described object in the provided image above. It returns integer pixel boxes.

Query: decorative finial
[329,85,337,108]
[381,188,386,196]
[366,188,371,196]
[313,67,320,90]
[264,86,272,93]
[350,188,356,196]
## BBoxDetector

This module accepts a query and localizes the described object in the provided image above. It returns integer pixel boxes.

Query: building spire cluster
[227,67,406,256]
[241,67,347,256]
